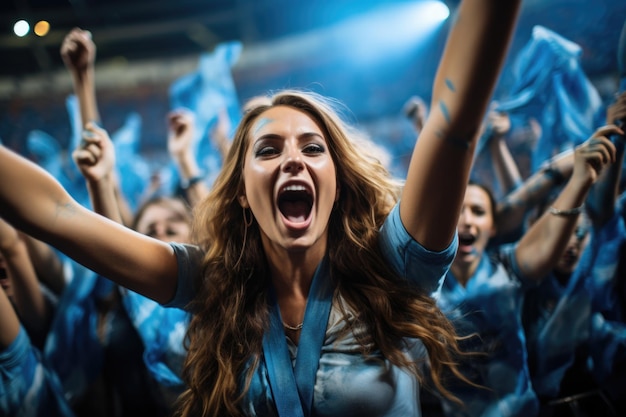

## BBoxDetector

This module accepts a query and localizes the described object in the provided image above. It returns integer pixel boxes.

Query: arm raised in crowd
[61,28,99,128]
[62,27,134,226]
[486,108,524,195]
[167,109,210,208]
[586,92,626,227]
[496,147,575,240]
[401,0,522,251]
[516,126,620,281]
[0,146,180,305]
[72,122,125,224]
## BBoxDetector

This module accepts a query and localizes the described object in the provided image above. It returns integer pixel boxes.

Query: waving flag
[169,41,243,187]
[497,26,604,173]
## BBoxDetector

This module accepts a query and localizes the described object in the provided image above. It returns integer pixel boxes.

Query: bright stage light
[239,1,452,69]
[337,1,451,64]
[34,21,51,37]
[427,1,451,22]
[14,20,30,37]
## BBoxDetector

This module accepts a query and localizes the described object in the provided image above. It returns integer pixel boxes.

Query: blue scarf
[262,257,334,417]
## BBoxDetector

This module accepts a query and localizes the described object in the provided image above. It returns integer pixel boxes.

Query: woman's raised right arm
[400,0,522,251]
[0,146,179,304]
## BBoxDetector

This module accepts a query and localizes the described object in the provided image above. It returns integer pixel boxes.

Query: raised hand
[166,108,208,206]
[60,27,95,74]
[167,108,196,159]
[486,106,511,137]
[72,122,116,183]
[572,125,621,185]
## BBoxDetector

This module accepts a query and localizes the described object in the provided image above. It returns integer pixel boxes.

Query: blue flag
[496,26,604,173]
[169,41,243,187]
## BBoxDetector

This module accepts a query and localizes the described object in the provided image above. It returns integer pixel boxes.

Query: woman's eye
[472,208,486,216]
[255,146,279,157]
[303,143,324,154]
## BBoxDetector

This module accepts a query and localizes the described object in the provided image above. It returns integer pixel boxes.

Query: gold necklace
[282,321,304,331]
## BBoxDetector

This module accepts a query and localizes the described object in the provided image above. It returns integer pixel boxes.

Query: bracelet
[180,175,204,190]
[549,204,584,217]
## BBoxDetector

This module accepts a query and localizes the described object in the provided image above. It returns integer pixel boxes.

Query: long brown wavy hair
[176,90,468,416]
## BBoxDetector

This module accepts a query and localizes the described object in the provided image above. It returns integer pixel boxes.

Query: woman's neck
[268,251,321,299]
[263,236,327,296]
[265,244,327,345]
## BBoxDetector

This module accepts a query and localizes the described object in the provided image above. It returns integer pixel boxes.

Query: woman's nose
[154,224,167,240]
[282,148,304,173]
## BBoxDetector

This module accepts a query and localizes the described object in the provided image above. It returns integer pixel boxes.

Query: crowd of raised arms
[1,1,626,416]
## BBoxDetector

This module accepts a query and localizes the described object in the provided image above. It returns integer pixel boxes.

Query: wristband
[549,204,584,217]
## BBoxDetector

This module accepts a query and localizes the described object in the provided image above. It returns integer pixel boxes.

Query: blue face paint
[445,78,456,92]
[438,97,469,149]
[253,117,273,136]
[439,101,451,124]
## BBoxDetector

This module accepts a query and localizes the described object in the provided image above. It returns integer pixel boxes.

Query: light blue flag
[496,26,604,173]
[26,129,63,179]
[64,95,91,193]
[43,263,105,405]
[65,94,153,211]
[0,327,75,417]
[122,290,189,387]
[65,95,83,154]
[169,41,243,187]
[111,112,151,212]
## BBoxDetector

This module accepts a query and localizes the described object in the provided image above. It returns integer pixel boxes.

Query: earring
[235,208,253,269]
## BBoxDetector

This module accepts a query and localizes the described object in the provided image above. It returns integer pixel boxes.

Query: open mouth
[458,232,476,247]
[278,184,313,224]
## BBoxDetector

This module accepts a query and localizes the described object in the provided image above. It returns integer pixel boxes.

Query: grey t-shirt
[165,203,457,416]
